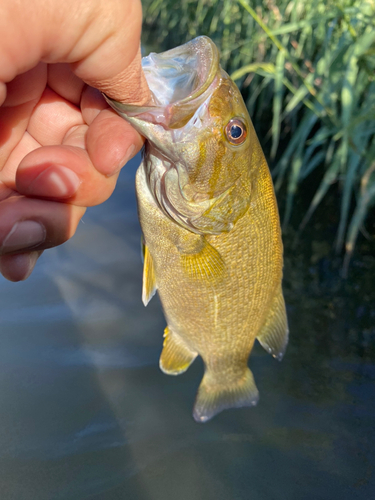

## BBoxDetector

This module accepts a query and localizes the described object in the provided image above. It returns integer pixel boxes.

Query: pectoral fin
[142,244,157,306]
[180,239,225,282]
[257,286,289,360]
[160,327,197,375]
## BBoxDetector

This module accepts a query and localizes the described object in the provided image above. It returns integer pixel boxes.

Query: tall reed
[142,0,375,269]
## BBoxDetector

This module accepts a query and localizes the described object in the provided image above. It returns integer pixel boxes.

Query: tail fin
[193,368,259,423]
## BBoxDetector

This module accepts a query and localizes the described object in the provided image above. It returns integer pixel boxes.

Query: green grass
[142,0,375,270]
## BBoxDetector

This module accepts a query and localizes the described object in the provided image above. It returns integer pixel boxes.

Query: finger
[80,86,109,125]
[0,64,46,175]
[27,87,84,146]
[0,103,41,185]
[48,63,85,105]
[15,145,119,206]
[0,196,85,256]
[83,47,150,105]
[1,131,40,193]
[6,85,88,194]
[3,63,47,108]
[85,109,143,176]
[24,84,142,177]
[0,251,43,282]
[81,88,144,175]
[0,0,149,103]
[0,83,6,106]
[16,108,142,205]
[61,121,139,178]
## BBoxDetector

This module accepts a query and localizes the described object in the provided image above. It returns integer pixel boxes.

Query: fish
[105,36,288,422]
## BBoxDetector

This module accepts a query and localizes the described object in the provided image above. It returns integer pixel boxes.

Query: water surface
[0,154,374,499]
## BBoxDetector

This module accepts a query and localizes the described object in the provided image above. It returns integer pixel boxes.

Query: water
[0,154,374,499]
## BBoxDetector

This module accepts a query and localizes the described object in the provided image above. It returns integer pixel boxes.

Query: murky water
[0,154,374,499]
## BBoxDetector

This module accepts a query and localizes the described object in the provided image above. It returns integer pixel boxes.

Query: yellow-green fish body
[106,37,288,422]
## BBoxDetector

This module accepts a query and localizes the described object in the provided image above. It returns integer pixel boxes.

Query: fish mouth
[103,36,220,130]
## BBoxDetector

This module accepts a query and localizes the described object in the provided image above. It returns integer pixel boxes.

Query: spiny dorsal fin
[160,327,197,375]
[257,286,289,360]
[193,367,259,423]
[142,244,157,306]
[180,240,225,282]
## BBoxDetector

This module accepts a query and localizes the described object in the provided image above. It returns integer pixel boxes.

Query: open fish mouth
[104,36,220,129]
[104,37,241,236]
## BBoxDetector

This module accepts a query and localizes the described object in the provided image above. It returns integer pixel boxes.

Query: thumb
[0,0,149,104]
[79,46,150,105]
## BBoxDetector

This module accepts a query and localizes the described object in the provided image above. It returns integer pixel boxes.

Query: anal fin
[257,286,289,360]
[142,244,157,306]
[160,327,197,375]
[193,368,259,423]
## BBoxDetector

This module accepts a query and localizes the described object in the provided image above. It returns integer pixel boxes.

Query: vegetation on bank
[142,0,375,269]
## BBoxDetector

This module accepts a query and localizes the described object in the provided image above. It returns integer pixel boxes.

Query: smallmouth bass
[105,36,288,422]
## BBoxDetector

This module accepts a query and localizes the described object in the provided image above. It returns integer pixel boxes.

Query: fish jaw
[104,36,220,131]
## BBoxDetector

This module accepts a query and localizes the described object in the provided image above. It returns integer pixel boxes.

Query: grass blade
[343,163,375,276]
[271,51,285,159]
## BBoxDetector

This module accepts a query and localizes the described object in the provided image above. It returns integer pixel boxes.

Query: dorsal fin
[142,244,157,306]
[257,286,289,360]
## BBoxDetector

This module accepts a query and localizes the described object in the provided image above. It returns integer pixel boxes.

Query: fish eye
[225,118,247,145]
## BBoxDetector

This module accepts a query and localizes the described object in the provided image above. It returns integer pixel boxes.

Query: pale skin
[0,0,149,282]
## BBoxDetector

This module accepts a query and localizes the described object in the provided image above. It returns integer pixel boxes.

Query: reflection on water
[0,155,374,499]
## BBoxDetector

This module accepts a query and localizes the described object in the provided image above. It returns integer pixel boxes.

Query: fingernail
[0,251,41,282]
[28,165,81,198]
[111,145,136,176]
[1,252,40,281]
[21,252,40,281]
[2,221,46,253]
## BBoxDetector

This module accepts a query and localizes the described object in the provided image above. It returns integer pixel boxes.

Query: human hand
[0,0,149,281]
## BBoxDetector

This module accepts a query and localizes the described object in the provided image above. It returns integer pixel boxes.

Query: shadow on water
[0,154,374,499]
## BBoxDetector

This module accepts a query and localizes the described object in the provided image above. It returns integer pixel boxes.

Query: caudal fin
[193,368,259,423]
